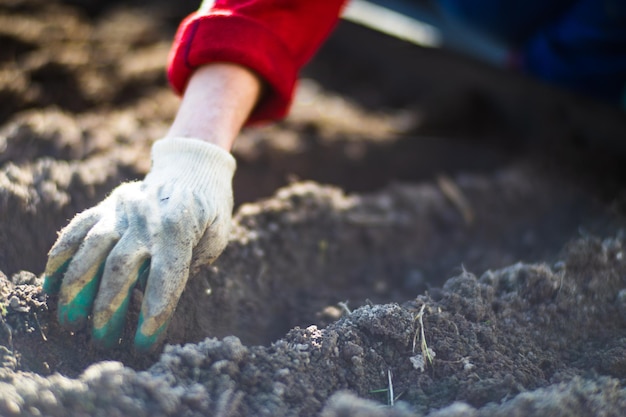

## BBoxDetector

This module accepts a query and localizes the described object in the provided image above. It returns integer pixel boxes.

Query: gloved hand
[43,137,236,351]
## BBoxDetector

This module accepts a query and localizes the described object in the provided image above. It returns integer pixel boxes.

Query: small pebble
[9,296,20,309]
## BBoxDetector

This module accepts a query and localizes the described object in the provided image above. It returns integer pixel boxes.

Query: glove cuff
[149,137,236,190]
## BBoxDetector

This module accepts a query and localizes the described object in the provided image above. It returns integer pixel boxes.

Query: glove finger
[191,213,231,274]
[57,219,121,328]
[134,243,193,351]
[43,208,102,294]
[91,233,150,348]
[136,258,150,292]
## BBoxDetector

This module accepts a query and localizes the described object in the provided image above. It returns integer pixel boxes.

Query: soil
[2,0,626,416]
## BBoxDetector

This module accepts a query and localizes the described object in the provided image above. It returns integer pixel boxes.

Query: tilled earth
[2,0,626,416]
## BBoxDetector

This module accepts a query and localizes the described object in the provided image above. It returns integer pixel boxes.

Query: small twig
[413,304,434,366]
[394,391,406,403]
[33,312,47,342]
[337,301,352,315]
[437,174,474,226]
[387,369,394,407]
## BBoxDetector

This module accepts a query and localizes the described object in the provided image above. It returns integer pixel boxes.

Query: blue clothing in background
[438,0,626,106]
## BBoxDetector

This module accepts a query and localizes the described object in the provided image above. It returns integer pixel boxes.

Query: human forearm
[168,1,347,123]
[166,62,262,150]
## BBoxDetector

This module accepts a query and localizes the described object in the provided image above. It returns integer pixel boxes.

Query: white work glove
[43,137,236,350]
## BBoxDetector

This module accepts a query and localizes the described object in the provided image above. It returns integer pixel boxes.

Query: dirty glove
[43,137,236,351]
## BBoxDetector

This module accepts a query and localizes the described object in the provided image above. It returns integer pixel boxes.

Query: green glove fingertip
[92,295,131,349]
[57,262,105,328]
[134,312,169,352]
[42,258,71,295]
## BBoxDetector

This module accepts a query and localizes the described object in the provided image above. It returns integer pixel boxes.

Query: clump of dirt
[2,0,626,416]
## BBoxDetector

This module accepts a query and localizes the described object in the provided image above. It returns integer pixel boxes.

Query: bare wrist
[167,63,262,150]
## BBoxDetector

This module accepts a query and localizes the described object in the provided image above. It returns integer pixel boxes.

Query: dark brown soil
[2,0,626,416]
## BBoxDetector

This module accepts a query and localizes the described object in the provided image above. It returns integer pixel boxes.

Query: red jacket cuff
[167,12,298,124]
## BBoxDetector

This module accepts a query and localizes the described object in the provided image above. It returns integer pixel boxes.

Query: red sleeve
[167,0,347,124]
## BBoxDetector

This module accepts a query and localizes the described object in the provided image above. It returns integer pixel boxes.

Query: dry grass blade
[437,174,474,226]
[413,304,434,368]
